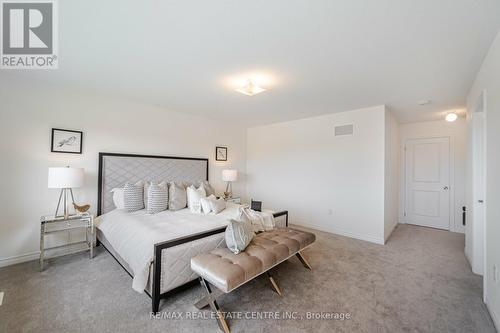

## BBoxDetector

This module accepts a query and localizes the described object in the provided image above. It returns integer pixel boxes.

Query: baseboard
[485,297,499,331]
[293,222,385,245]
[0,251,39,268]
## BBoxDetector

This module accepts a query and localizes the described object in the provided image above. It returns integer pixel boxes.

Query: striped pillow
[123,181,144,212]
[147,182,168,214]
[144,181,168,210]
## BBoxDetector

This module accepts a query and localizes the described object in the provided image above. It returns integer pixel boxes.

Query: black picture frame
[215,146,227,161]
[51,128,83,154]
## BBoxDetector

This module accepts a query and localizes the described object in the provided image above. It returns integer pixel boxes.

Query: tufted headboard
[97,152,209,215]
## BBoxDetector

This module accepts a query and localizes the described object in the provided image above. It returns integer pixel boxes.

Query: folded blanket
[238,206,275,232]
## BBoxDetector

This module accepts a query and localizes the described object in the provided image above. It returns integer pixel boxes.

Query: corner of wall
[383,108,401,243]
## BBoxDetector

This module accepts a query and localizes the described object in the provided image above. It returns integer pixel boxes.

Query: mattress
[95,203,240,293]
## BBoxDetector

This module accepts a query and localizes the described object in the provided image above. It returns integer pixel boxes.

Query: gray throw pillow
[123,182,144,212]
[168,182,187,211]
[200,181,215,196]
[147,182,168,214]
[225,219,255,254]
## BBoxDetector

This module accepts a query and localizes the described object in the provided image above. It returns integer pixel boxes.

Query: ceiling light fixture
[235,79,266,96]
[445,113,458,122]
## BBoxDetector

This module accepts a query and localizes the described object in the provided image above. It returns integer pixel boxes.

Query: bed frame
[97,152,288,313]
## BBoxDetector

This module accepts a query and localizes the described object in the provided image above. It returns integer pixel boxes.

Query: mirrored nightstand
[224,197,241,204]
[39,213,95,271]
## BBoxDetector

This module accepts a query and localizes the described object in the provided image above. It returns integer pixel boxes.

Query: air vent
[334,124,354,136]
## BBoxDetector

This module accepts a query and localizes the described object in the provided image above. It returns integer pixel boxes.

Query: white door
[472,111,486,276]
[405,137,450,230]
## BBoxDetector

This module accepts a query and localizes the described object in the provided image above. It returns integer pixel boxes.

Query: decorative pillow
[200,181,215,196]
[186,185,206,214]
[147,182,168,214]
[209,197,226,214]
[200,194,216,214]
[110,188,125,209]
[168,182,187,211]
[144,181,168,210]
[225,219,255,254]
[123,181,144,212]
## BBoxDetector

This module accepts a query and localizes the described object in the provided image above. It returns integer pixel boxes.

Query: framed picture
[51,128,83,154]
[215,146,227,161]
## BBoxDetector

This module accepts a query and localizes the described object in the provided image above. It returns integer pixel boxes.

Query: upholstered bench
[191,227,316,333]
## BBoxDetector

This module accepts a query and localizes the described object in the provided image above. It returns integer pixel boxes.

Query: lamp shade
[222,169,238,182]
[48,167,84,189]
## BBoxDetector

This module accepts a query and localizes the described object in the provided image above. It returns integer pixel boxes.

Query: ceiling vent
[334,124,354,136]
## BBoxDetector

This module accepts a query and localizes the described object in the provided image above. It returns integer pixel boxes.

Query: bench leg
[296,251,312,270]
[266,272,282,296]
[194,295,210,310]
[199,278,230,333]
[195,287,224,310]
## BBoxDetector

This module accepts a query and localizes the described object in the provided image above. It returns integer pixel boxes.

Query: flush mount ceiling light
[235,79,266,96]
[445,112,458,122]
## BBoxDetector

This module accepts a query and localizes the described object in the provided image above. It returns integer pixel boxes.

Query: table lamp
[222,169,237,199]
[48,167,84,218]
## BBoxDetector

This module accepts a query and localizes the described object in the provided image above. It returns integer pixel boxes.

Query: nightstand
[225,197,241,204]
[39,213,95,271]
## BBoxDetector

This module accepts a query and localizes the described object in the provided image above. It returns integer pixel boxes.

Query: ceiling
[5,0,500,126]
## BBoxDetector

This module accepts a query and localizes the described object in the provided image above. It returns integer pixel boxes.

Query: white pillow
[209,198,226,214]
[225,219,255,254]
[110,188,125,209]
[186,185,206,214]
[200,194,217,214]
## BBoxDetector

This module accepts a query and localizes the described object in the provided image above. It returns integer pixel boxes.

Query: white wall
[467,30,500,328]
[384,110,400,241]
[398,119,467,233]
[247,105,387,244]
[0,77,247,267]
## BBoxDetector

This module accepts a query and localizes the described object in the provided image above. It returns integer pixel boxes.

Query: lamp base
[55,188,76,219]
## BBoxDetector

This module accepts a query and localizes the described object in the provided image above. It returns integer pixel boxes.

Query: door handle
[478,200,484,203]
[443,186,449,190]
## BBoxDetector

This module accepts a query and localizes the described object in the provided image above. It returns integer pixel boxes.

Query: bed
[96,152,287,313]
[96,152,233,313]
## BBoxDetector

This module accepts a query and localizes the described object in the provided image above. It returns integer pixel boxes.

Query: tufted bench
[191,227,316,333]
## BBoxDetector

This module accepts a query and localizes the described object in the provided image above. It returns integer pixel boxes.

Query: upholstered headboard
[97,153,209,215]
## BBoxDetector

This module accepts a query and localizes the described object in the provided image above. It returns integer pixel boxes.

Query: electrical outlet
[328,209,333,215]
[494,265,498,282]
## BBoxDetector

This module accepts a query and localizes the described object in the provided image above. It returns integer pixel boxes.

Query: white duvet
[95,203,242,293]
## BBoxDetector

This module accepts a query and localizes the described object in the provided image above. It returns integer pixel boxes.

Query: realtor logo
[1,0,58,69]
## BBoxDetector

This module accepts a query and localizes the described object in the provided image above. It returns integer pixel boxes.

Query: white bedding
[95,203,241,293]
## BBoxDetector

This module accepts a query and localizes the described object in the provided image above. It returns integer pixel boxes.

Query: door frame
[401,135,456,231]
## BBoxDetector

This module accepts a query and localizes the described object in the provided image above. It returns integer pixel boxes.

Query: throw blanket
[238,206,275,232]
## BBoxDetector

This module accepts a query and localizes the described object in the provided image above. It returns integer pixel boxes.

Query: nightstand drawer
[225,197,241,204]
[43,219,89,233]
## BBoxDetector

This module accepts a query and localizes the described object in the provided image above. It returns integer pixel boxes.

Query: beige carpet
[0,224,495,333]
